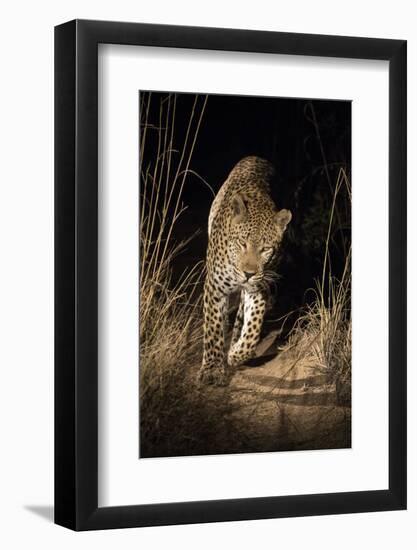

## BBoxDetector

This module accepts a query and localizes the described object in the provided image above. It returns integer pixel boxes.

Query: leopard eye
[261,246,273,254]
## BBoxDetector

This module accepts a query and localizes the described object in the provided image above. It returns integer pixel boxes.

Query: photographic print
[139,91,351,459]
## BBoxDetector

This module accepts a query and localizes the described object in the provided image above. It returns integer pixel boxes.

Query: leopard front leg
[227,290,266,367]
[230,291,244,348]
[197,278,229,386]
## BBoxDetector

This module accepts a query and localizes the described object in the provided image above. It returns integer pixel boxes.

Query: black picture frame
[55,19,407,531]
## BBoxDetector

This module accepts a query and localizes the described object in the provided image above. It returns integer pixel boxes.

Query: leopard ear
[276,209,292,232]
[231,193,247,224]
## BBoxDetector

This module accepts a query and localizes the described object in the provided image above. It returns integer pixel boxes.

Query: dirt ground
[140,329,351,458]
[221,330,351,454]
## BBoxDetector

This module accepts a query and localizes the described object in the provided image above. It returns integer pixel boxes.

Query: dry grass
[281,168,352,405]
[139,92,240,457]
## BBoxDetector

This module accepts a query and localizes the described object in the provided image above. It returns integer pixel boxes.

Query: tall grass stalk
[139,93,237,457]
[283,168,352,401]
[139,92,207,381]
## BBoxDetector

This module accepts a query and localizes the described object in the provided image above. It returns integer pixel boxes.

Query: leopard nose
[244,271,256,280]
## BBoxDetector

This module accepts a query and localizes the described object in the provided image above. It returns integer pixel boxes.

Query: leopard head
[228,193,292,290]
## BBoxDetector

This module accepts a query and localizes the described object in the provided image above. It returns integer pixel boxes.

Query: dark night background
[141,91,351,334]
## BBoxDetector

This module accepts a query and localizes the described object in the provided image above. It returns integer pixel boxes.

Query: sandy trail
[226,331,351,452]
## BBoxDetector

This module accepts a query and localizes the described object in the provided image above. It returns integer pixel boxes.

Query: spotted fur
[198,156,292,386]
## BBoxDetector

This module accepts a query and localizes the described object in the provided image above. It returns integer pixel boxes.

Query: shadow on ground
[227,341,351,453]
[24,505,54,523]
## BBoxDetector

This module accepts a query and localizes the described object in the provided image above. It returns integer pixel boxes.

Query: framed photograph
[55,19,406,530]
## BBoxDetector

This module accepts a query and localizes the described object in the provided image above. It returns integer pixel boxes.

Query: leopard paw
[197,365,229,386]
[227,343,255,368]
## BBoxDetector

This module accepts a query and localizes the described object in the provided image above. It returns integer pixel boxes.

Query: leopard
[197,156,292,386]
